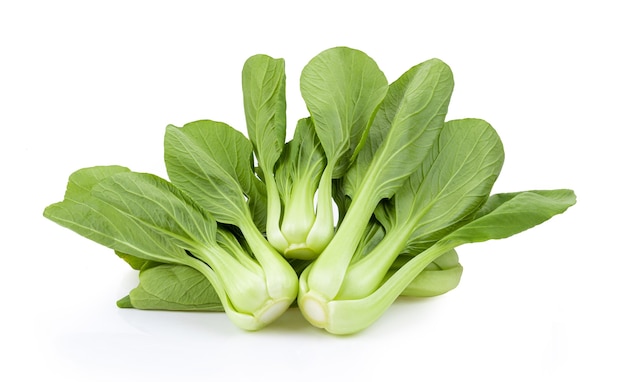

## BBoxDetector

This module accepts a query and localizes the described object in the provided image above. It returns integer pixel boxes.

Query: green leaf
[45,167,172,264]
[443,189,577,246]
[382,118,505,251]
[44,169,190,265]
[90,171,296,328]
[116,295,133,308]
[242,54,287,178]
[92,172,216,250]
[64,165,130,202]
[343,58,455,200]
[164,119,298,323]
[241,54,286,246]
[119,264,223,312]
[115,250,155,270]
[164,121,258,228]
[47,168,278,325]
[300,46,388,176]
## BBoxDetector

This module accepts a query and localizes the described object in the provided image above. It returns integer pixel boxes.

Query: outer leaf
[49,168,270,321]
[443,189,577,246]
[46,167,177,267]
[381,118,505,251]
[44,170,190,265]
[91,172,216,249]
[64,165,130,202]
[118,264,223,312]
[115,250,155,270]
[300,46,388,175]
[164,121,297,301]
[164,122,254,227]
[90,171,296,327]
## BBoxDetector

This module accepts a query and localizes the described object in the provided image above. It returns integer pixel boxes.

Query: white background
[1,1,624,381]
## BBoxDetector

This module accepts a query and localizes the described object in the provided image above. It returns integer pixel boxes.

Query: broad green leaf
[442,189,577,246]
[92,172,217,249]
[164,122,255,227]
[91,172,288,321]
[242,54,286,177]
[115,250,155,270]
[118,264,223,312]
[300,46,388,176]
[380,118,505,252]
[64,165,130,202]
[44,199,190,264]
[44,169,189,265]
[91,172,266,301]
[343,58,455,200]
[165,120,298,318]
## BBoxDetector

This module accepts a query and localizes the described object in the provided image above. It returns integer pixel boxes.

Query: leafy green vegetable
[163,120,298,319]
[273,117,327,258]
[164,120,267,231]
[43,47,576,335]
[45,167,296,330]
[334,118,504,300]
[291,47,388,258]
[242,54,288,251]
[301,57,454,303]
[299,189,575,334]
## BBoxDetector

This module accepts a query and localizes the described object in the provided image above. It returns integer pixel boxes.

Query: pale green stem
[193,246,267,315]
[335,226,412,300]
[323,240,456,334]
[188,257,266,331]
[216,229,261,274]
[265,176,289,254]
[280,175,316,245]
[305,165,336,255]
[304,170,382,300]
[237,213,298,302]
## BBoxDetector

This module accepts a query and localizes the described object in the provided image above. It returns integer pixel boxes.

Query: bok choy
[43,46,576,334]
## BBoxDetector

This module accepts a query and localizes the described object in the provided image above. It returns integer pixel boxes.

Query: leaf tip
[116,295,133,308]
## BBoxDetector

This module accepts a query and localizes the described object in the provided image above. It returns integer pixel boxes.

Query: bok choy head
[243,48,388,260]
[44,167,296,330]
